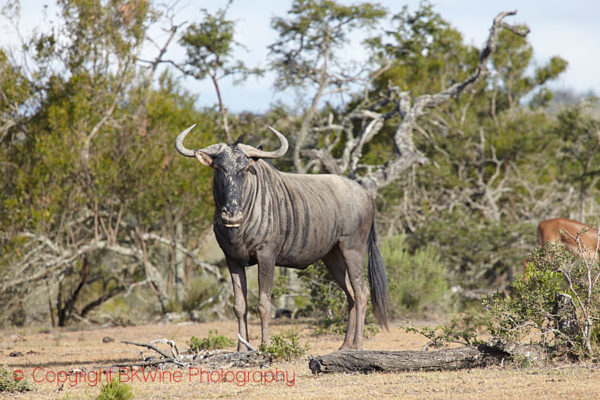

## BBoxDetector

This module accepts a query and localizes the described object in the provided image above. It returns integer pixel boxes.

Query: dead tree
[0,5,230,326]
[300,11,529,195]
[0,217,226,325]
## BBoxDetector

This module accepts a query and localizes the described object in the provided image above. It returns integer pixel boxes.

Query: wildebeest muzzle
[220,207,243,228]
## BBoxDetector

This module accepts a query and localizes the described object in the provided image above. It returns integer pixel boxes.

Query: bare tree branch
[301,11,528,194]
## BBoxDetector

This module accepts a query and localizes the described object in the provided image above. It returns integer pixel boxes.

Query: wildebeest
[175,124,388,350]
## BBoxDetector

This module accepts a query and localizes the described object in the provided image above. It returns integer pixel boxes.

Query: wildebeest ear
[195,150,214,167]
[248,146,262,164]
[233,133,247,146]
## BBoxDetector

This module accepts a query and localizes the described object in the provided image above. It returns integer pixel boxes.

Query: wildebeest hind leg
[339,244,368,350]
[322,247,356,350]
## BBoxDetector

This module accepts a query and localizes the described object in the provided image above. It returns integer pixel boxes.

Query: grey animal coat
[175,125,388,351]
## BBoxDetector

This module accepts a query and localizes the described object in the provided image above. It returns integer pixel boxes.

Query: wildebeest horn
[174,124,198,157]
[175,124,224,158]
[238,126,288,159]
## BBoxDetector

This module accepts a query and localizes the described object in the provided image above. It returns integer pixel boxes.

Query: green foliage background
[0,0,599,329]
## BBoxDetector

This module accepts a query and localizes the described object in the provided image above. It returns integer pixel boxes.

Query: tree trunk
[174,221,186,303]
[57,258,89,327]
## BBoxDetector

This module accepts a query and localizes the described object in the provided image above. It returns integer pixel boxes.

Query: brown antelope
[537,218,600,259]
[525,218,600,277]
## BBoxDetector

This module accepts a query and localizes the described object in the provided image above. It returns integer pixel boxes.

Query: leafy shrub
[181,276,219,312]
[271,270,291,300]
[382,234,449,318]
[295,234,448,333]
[189,330,234,351]
[403,312,485,349]
[96,379,134,400]
[296,262,346,323]
[259,333,308,361]
[484,242,600,357]
[296,262,379,336]
[0,365,31,393]
[484,263,562,342]
[408,209,530,290]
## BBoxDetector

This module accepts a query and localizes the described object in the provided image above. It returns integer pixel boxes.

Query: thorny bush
[485,241,600,358]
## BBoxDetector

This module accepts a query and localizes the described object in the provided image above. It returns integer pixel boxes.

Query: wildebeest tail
[368,214,389,330]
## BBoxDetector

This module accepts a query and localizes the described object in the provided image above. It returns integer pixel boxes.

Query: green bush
[0,365,31,393]
[96,379,134,400]
[259,333,308,361]
[295,234,448,332]
[484,263,562,342]
[181,276,219,312]
[403,312,484,349]
[484,242,600,357]
[296,262,379,336]
[189,330,234,351]
[407,209,531,290]
[382,234,449,318]
[296,262,346,321]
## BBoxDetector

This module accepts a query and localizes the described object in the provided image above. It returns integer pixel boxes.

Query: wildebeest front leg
[257,255,275,346]
[227,257,250,352]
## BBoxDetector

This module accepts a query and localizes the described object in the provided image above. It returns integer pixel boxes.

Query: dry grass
[1,319,599,399]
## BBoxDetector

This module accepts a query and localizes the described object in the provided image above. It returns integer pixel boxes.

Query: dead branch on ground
[116,339,271,370]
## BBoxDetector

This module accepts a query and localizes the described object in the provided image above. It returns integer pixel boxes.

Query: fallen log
[308,339,549,374]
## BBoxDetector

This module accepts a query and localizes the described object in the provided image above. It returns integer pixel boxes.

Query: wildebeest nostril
[221,208,243,226]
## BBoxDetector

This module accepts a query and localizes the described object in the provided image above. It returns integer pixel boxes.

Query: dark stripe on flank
[300,192,310,249]
[282,181,300,259]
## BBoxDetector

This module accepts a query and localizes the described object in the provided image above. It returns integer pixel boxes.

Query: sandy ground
[1,319,599,399]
